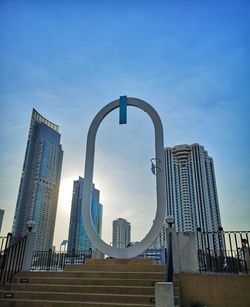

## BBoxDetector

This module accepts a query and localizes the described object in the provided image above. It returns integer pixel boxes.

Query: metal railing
[31,249,92,271]
[0,234,27,284]
[197,230,250,274]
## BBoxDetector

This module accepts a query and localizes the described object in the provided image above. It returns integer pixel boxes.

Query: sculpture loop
[82,97,167,258]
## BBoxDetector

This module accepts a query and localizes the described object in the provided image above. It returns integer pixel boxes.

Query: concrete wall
[179,273,250,307]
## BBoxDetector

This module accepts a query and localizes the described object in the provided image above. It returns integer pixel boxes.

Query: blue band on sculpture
[119,95,127,124]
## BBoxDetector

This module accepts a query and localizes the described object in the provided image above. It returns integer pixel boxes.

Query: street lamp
[26,220,35,232]
[166,215,175,228]
[60,240,68,253]
[165,215,174,282]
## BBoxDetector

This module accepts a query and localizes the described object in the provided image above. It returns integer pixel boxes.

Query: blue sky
[0,0,249,248]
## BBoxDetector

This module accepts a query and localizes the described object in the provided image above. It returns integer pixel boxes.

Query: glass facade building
[67,177,103,252]
[12,109,63,250]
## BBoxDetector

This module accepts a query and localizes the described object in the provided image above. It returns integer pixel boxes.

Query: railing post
[47,249,52,270]
[5,233,13,249]
[166,232,173,282]
[71,248,75,264]
[21,231,35,271]
[165,216,180,278]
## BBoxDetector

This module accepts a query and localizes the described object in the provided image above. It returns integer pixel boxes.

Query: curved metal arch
[82,97,167,258]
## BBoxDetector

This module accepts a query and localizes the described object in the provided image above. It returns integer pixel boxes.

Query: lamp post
[26,220,35,232]
[165,215,174,282]
[22,220,36,271]
[166,215,174,228]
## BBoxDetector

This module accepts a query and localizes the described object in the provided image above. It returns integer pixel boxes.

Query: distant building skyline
[67,177,103,251]
[112,218,131,248]
[12,109,63,250]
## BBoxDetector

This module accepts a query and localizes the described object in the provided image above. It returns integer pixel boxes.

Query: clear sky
[0,0,249,248]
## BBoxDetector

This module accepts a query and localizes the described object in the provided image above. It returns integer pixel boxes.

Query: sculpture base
[85,258,156,265]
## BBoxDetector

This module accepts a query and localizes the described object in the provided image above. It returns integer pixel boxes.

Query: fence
[0,234,27,284]
[31,249,92,271]
[197,230,250,274]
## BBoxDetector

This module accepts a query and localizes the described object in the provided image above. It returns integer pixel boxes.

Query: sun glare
[57,176,76,214]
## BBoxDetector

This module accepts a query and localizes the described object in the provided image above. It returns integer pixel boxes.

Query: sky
[0,0,249,249]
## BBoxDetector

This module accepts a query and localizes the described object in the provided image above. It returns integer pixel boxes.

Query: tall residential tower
[165,143,222,233]
[67,177,103,252]
[112,218,131,248]
[12,109,63,250]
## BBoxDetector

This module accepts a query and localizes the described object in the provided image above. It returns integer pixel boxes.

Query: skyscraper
[112,218,131,248]
[12,109,63,250]
[165,143,222,233]
[67,177,103,252]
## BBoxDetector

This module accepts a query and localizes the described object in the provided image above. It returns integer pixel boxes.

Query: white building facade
[154,143,222,248]
[112,218,131,248]
[165,143,222,232]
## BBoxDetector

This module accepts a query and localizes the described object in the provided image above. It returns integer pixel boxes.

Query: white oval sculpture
[82,97,167,258]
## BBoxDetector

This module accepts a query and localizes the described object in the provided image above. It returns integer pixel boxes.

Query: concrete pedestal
[155,282,174,307]
[22,231,35,271]
[166,228,198,274]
